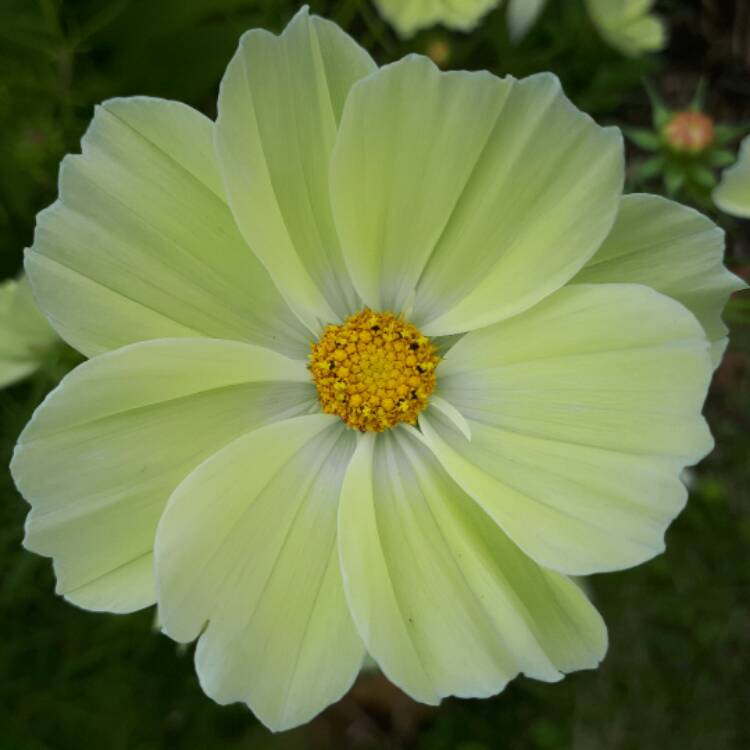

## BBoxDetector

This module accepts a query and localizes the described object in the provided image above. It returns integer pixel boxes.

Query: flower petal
[421,284,713,575]
[0,275,58,388]
[373,0,500,38]
[714,135,750,219]
[338,428,607,704]
[27,97,311,359]
[507,0,548,42]
[573,194,746,367]
[215,7,376,330]
[10,339,315,614]
[584,0,666,57]
[331,59,623,334]
[156,415,364,731]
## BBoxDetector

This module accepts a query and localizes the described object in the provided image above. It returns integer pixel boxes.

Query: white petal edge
[338,428,607,705]
[27,96,312,358]
[507,0,548,42]
[0,275,58,388]
[423,283,714,575]
[714,135,750,219]
[330,60,624,335]
[11,338,316,613]
[573,193,747,368]
[214,7,376,331]
[156,415,365,731]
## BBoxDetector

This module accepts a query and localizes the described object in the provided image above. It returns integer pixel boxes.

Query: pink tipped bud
[663,111,715,154]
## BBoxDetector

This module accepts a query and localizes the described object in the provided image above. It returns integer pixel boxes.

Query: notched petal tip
[574,192,745,370]
[426,283,714,576]
[339,427,609,706]
[157,416,363,732]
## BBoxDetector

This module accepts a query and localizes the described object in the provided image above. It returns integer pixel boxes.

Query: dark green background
[1,1,748,748]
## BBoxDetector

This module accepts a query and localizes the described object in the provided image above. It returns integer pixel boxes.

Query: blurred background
[0,0,748,748]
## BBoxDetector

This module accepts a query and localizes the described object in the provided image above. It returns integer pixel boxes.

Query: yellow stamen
[309,309,439,433]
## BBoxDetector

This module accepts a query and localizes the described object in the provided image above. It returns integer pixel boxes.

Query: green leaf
[690,78,707,112]
[689,164,718,190]
[624,126,661,151]
[644,79,670,129]
[631,154,665,183]
[714,122,750,145]
[705,149,736,168]
[664,163,686,196]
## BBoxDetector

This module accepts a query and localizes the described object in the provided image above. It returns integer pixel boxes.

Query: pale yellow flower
[373,0,500,38]
[508,0,666,56]
[584,0,666,57]
[11,8,741,732]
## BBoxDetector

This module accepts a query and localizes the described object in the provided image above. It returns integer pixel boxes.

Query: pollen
[309,309,439,432]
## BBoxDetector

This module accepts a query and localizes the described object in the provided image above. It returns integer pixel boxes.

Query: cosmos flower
[714,136,750,219]
[11,7,742,732]
[372,0,499,38]
[584,0,666,57]
[372,0,665,58]
[0,275,58,389]
[506,0,665,56]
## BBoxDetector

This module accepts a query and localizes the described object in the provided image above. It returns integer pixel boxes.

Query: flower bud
[663,111,715,154]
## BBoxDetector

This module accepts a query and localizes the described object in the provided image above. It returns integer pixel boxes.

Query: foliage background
[0,1,748,748]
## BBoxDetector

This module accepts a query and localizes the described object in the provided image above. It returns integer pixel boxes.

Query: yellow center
[309,309,439,432]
